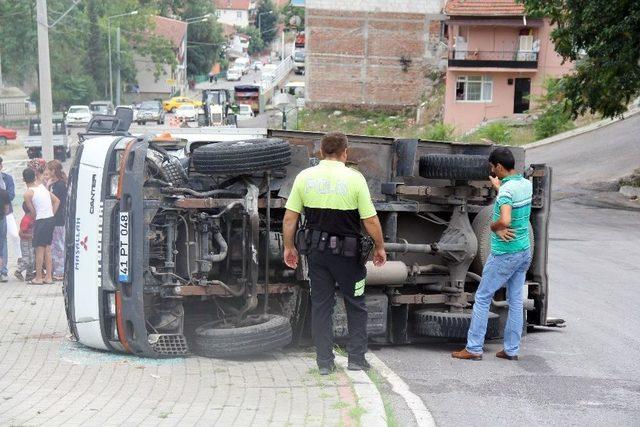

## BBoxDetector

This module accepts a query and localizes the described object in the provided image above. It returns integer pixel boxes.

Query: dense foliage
[521,0,640,118]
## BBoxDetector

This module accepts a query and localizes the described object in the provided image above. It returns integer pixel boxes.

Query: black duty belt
[295,229,359,257]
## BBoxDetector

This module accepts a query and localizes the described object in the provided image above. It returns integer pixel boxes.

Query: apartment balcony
[448,50,538,70]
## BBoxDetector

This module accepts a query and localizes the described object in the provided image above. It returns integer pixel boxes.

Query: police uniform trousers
[308,248,367,367]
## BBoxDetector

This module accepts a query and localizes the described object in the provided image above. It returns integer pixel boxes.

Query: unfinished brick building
[304,0,446,110]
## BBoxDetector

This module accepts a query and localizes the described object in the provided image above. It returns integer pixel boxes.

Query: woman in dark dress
[44,160,67,281]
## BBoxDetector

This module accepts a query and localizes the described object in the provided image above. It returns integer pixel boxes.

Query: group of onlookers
[0,157,67,285]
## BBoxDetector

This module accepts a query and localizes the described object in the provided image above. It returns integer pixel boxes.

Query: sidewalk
[0,279,386,426]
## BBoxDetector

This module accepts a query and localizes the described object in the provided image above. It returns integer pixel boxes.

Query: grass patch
[297,108,420,138]
[348,405,367,422]
[332,401,349,410]
[158,412,170,419]
[367,369,400,427]
[461,121,537,146]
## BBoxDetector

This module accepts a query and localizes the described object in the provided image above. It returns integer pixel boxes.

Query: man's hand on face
[496,228,515,242]
[284,247,299,269]
[489,175,501,191]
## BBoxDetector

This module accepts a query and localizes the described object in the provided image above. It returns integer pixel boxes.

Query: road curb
[524,108,640,151]
[335,355,387,426]
[368,352,437,427]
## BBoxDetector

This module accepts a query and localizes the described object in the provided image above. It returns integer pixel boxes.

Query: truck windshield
[69,107,89,114]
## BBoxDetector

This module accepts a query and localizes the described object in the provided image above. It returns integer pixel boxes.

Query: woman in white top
[23,168,59,285]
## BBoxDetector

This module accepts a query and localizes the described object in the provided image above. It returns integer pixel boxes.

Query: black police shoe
[347,358,371,371]
[318,363,336,376]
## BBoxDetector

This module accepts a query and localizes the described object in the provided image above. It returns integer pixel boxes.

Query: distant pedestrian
[14,203,35,282]
[0,184,11,278]
[45,160,67,281]
[0,157,16,282]
[452,147,533,361]
[23,168,59,285]
[208,72,214,83]
[214,75,218,84]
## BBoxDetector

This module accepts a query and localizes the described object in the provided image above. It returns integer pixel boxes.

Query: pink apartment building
[443,0,573,133]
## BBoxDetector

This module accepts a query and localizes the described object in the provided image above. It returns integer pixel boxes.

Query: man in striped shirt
[453,147,533,361]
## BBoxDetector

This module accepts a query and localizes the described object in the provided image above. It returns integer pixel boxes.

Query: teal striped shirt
[491,174,533,254]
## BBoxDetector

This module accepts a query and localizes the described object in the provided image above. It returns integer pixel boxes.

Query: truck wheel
[191,314,292,358]
[192,138,291,175]
[418,154,490,181]
[0,137,6,145]
[414,309,500,339]
[470,205,535,275]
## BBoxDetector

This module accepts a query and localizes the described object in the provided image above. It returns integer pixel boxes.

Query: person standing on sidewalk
[452,147,533,361]
[0,157,16,282]
[282,132,387,375]
[22,168,59,285]
[45,160,67,281]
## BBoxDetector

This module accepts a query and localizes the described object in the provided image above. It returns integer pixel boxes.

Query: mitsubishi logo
[80,236,88,251]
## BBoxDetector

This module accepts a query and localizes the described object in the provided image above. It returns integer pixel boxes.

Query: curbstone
[334,354,387,426]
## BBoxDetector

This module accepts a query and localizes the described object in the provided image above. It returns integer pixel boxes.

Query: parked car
[65,129,554,359]
[251,60,264,71]
[237,104,255,119]
[162,97,202,113]
[233,57,251,74]
[89,101,115,116]
[136,100,165,125]
[0,126,17,145]
[226,67,243,82]
[65,105,92,127]
[174,105,198,122]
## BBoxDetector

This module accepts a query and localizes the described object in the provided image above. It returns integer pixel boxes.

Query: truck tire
[418,154,490,181]
[192,138,291,175]
[0,137,7,145]
[470,205,535,274]
[414,309,499,339]
[191,314,292,358]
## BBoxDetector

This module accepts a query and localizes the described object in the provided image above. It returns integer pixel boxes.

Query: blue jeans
[0,217,6,274]
[467,249,532,356]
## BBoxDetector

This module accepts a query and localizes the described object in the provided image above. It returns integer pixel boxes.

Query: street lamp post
[258,11,274,40]
[108,10,138,105]
[183,14,212,96]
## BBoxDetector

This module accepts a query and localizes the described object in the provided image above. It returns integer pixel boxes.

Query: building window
[237,11,242,18]
[456,76,492,102]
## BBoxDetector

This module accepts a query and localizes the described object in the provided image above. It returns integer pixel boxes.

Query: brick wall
[305,7,446,110]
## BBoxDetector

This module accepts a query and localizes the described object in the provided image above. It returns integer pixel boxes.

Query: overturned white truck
[65,126,554,358]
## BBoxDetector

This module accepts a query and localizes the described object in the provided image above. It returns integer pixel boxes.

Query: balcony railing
[448,50,538,69]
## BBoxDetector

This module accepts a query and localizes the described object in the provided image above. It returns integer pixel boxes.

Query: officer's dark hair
[23,167,36,184]
[321,132,348,157]
[488,147,515,170]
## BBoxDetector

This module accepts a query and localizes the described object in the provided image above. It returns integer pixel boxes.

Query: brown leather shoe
[451,348,482,360]
[496,349,518,361]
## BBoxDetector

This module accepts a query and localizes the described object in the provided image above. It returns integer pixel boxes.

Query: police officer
[283,132,386,375]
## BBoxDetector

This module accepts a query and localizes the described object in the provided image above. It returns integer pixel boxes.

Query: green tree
[520,0,640,118]
[281,1,304,32]
[238,26,265,56]
[257,0,278,45]
[0,1,38,86]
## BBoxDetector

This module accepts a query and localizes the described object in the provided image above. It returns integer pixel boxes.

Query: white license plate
[118,212,130,282]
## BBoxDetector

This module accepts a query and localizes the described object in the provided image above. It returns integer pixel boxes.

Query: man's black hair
[488,147,515,170]
[23,167,35,184]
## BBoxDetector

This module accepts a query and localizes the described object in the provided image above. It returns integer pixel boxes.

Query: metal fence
[449,50,539,62]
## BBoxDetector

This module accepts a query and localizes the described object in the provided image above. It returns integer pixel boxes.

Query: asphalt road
[373,115,640,426]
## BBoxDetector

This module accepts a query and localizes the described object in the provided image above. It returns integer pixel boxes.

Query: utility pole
[116,27,121,106]
[36,0,54,160]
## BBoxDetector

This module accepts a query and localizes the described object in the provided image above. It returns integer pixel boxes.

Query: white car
[65,105,92,127]
[226,67,243,81]
[251,60,264,71]
[174,105,198,122]
[237,104,255,119]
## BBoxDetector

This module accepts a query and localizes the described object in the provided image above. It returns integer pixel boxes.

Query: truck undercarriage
[65,130,552,358]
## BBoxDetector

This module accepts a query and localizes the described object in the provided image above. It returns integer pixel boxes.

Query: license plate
[118,212,130,282]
